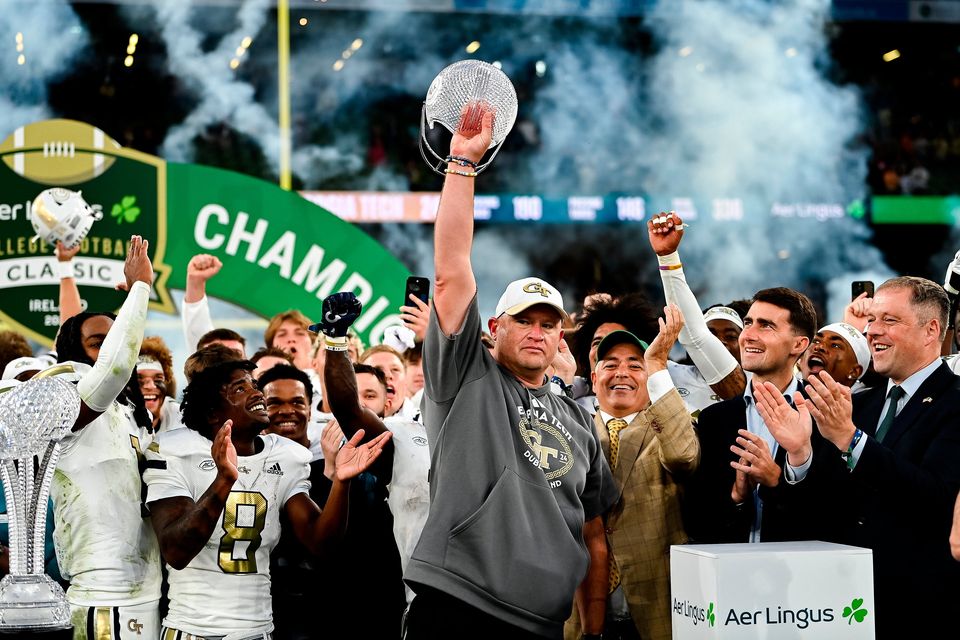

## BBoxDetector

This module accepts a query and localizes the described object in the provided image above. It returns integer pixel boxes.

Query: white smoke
[0,2,88,137]
[529,0,891,312]
[139,0,281,168]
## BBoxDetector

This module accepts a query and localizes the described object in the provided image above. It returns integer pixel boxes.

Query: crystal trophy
[419,59,518,175]
[0,376,79,631]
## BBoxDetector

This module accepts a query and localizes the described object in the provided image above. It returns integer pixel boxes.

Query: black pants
[405,587,558,640]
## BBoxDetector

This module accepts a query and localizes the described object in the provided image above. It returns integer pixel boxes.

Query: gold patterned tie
[606,417,629,592]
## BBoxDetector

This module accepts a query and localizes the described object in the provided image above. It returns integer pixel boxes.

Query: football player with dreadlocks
[49,235,163,640]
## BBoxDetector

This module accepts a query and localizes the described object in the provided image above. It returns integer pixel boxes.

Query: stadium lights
[785,47,798,57]
[16,32,24,65]
[678,46,693,57]
[535,60,546,77]
[299,17,308,26]
[492,60,502,69]
[332,38,363,72]
[466,41,480,54]
[883,49,901,62]
[125,33,137,67]
[231,36,253,70]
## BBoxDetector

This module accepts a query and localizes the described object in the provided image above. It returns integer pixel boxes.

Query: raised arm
[942,250,960,355]
[56,242,83,323]
[182,254,220,351]
[320,292,390,442]
[73,235,152,430]
[648,212,745,399]
[149,421,238,570]
[645,305,700,474]
[433,103,493,335]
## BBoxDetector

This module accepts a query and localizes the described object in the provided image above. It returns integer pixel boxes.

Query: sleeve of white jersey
[182,295,215,353]
[657,252,738,385]
[143,438,194,503]
[280,441,312,506]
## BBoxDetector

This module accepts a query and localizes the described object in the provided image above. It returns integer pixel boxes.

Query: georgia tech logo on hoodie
[516,400,574,482]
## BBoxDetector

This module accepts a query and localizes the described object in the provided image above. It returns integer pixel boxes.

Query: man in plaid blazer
[566,305,699,640]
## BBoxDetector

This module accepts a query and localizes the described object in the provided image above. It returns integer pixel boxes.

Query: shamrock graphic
[842,598,868,625]
[707,602,715,627]
[111,195,141,224]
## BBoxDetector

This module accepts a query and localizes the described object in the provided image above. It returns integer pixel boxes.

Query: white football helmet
[30,188,101,249]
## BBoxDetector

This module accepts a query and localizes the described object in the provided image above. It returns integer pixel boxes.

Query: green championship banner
[0,119,410,346]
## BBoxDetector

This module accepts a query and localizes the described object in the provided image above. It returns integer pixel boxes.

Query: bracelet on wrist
[58,260,75,280]
[444,168,478,178]
[445,155,478,169]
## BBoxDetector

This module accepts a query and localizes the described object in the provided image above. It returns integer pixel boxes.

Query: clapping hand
[753,381,812,466]
[334,429,393,481]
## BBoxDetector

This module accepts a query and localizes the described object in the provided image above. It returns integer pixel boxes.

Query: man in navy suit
[684,287,820,544]
[771,276,960,638]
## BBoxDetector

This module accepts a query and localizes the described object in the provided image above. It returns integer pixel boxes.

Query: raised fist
[318,292,362,338]
[944,250,960,296]
[187,254,223,283]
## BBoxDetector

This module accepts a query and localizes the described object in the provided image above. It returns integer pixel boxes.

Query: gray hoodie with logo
[404,296,616,637]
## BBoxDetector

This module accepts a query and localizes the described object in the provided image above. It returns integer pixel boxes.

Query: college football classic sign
[0,119,410,346]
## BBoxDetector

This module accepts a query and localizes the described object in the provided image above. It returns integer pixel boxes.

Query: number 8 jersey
[144,428,311,637]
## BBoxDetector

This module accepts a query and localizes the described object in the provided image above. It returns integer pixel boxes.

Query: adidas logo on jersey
[265,462,283,476]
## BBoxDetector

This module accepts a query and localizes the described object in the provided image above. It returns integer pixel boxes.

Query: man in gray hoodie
[402,103,616,640]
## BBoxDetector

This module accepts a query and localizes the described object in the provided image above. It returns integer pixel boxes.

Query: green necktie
[875,385,905,443]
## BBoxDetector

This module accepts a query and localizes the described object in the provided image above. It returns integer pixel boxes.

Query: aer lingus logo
[842,597,868,625]
[706,602,716,627]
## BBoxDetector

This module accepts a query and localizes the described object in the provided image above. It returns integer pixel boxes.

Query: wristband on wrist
[324,336,349,351]
[58,260,75,280]
[656,251,682,270]
[840,428,863,469]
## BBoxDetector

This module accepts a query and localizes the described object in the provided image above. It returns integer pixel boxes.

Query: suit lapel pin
[923,397,933,403]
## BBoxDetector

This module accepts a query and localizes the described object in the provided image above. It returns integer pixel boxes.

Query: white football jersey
[50,363,162,607]
[144,429,311,637]
[667,361,723,419]
[154,399,184,435]
[383,417,430,578]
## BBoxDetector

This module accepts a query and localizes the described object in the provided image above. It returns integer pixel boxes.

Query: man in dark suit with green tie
[770,276,960,639]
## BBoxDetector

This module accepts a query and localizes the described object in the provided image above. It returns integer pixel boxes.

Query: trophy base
[0,574,70,632]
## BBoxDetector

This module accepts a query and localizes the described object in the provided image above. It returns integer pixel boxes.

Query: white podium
[671,541,875,639]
